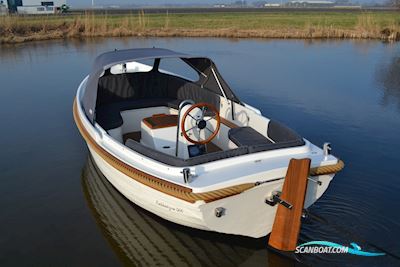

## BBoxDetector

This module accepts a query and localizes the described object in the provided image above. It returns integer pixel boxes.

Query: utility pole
[92,0,94,7]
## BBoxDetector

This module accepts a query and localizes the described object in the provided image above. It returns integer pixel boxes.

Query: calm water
[0,38,399,267]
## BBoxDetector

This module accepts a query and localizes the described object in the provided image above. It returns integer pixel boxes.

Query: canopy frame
[82,48,241,123]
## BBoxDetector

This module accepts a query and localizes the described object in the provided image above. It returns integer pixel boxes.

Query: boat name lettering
[156,200,183,213]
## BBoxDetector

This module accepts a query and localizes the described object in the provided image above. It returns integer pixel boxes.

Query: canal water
[0,38,399,267]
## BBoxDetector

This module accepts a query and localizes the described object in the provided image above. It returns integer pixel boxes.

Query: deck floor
[123,131,141,143]
[123,131,222,153]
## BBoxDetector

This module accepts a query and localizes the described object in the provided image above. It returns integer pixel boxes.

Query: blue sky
[67,0,380,8]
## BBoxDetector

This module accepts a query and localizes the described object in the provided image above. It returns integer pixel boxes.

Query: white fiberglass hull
[89,145,334,238]
[74,49,344,239]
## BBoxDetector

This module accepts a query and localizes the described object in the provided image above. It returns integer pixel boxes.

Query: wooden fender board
[268,158,311,251]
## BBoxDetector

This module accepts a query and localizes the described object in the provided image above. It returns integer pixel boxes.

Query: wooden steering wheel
[181,103,221,145]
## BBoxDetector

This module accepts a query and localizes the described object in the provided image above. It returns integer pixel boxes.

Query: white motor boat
[74,48,344,238]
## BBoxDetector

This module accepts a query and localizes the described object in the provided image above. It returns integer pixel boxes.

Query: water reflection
[378,56,400,110]
[0,38,111,64]
[1,37,399,266]
[81,156,301,267]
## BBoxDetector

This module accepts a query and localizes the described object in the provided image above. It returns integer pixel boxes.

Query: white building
[264,3,281,7]
[287,1,335,7]
[0,1,8,15]
[7,0,66,14]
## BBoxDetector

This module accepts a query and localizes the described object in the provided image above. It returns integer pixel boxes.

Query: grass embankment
[1,11,400,44]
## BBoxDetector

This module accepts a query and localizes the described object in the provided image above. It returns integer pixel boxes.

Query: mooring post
[268,158,311,251]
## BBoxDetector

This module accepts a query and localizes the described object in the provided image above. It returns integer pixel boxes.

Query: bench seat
[96,98,180,130]
[228,127,272,147]
[228,121,306,153]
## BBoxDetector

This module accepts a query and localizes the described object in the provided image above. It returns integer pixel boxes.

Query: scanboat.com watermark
[295,241,386,257]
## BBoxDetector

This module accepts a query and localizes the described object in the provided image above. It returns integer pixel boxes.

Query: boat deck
[123,131,223,153]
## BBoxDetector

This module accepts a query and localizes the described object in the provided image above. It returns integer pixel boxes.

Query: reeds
[1,11,399,44]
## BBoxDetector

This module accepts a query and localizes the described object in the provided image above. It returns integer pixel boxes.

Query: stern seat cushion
[228,121,305,153]
[248,120,305,152]
[228,127,272,147]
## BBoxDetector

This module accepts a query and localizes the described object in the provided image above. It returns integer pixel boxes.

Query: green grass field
[1,11,399,43]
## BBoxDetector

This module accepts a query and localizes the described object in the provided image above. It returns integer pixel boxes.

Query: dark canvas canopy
[82,48,240,123]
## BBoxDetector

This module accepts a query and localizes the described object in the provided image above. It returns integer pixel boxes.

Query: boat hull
[88,145,334,238]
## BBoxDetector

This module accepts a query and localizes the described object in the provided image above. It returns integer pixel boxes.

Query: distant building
[287,1,335,7]
[6,0,66,14]
[0,1,8,15]
[264,3,281,7]
[231,0,247,7]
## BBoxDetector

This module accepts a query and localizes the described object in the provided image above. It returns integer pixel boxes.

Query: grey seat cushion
[96,98,178,130]
[228,122,305,152]
[95,71,221,130]
[228,127,272,147]
[267,120,304,143]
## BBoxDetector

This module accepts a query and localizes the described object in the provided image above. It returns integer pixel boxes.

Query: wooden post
[268,158,311,251]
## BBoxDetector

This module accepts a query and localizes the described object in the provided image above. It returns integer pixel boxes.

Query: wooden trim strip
[142,114,178,130]
[220,117,239,129]
[310,160,344,176]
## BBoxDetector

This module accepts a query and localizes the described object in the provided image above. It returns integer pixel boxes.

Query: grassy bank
[1,11,400,44]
